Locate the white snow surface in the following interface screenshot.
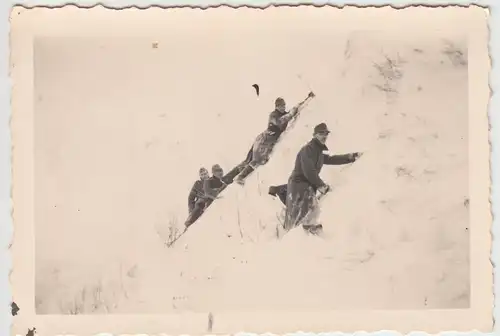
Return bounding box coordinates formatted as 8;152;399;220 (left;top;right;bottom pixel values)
34;24;469;314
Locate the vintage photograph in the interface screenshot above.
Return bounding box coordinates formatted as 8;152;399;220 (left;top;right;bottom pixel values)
10;4;492;335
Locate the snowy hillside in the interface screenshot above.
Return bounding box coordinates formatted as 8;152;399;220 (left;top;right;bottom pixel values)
144;33;470;312
34;14;469;315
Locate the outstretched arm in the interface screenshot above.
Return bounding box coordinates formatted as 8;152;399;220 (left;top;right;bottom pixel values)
323;152;361;165
270;92;315;127
292;92;315;114
269;111;294;128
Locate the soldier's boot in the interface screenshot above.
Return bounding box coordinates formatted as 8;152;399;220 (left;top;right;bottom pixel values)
234;165;255;185
302;223;323;235
268;185;279;196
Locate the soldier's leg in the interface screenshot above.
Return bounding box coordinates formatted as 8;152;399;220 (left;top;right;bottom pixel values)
287;184;313;229
255;134;279;166
185;199;206;228
268;184;288;205
302;192;320;229
244;145;254;164
235;135;266;184
283;183;294;230
284;182;308;230
224;165;242;184
276;184;288;205
223;145;255;184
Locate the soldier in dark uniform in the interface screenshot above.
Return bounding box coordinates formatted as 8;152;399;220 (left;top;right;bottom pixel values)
203;164;232;207
233;92;316;185
283;123;363;232
185;167;210;228
184;164;236;228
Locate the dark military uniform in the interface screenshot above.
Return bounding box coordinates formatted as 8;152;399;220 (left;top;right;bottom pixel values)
185;167;234;227
234;94;314;184
234;107;297;183
250;109;292;166
203;175;230;207
283;138;358;230
187;179;205;213
185;179;209;227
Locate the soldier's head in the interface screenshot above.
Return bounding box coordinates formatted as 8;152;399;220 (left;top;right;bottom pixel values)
275;97;286;113
313;123;330;144
199;167;209;180
212;164;224;179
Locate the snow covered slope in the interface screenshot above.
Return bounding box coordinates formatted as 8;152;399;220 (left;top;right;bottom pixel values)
34;11;470;315
131;32;470;313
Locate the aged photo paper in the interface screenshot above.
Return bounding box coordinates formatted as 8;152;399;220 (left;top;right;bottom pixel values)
9;4;492;336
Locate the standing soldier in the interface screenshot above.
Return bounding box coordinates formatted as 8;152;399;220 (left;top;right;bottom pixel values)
234;91;316;185
283;123;363;233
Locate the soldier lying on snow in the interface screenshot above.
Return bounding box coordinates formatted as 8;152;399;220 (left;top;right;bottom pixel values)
269;123;363;234
184;164;236;228
233;91;316;185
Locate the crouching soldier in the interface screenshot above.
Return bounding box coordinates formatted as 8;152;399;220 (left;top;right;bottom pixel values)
284;123;363;233
185;167;211;228
203;164;231;208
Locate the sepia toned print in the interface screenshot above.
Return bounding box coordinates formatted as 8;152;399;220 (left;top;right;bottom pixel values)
10;4;492;335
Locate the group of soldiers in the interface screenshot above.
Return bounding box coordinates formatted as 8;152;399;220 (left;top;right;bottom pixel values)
184;91;363;233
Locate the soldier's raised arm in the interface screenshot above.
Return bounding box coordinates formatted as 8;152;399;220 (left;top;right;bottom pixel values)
270;92;315;127
290;91;315;115
269;109;293;128
323;152;362;165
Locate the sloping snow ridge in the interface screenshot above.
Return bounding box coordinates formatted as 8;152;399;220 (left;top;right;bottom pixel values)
34;29;470;315
132;33;470;313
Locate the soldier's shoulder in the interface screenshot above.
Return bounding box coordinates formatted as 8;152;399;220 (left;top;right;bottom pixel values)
298;143;310;154
269;110;280;118
300;141;315;154
303;140;314;149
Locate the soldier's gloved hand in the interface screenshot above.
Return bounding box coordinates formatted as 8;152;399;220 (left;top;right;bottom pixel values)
308;91;315;99
318;184;330;195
